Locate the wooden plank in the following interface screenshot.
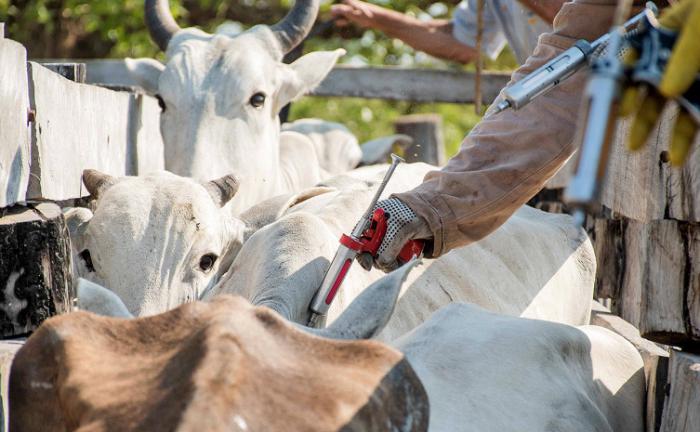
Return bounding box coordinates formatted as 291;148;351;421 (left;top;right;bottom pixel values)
26;62;164;201
129;93;165;175
394;114;445;165
0;39;31;207
591;218;627;300
0;203;73;338
642;221;688;342
51;59;512;104
312;66;510;104
538;104;700;226
648;355;670;432
593;217;700;348
660;350;700;432
596;104;700;222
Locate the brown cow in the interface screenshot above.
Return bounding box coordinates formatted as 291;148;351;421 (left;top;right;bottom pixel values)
9;266;428;432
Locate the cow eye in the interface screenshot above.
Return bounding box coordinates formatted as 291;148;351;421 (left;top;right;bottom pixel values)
155;95;166;112
79;249;95;272
199;254;218;272
249;92;266;108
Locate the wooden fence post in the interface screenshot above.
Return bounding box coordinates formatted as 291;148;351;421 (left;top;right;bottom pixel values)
0;202;74;338
660;350;700;432
394;114;445;166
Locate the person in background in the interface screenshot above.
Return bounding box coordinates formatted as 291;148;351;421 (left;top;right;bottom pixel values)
331;0;564;64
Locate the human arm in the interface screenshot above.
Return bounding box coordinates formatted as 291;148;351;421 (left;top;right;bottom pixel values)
331;0;479;64
371;0;629;263
517;0;566;24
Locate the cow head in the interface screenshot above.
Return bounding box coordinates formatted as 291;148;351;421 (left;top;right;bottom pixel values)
11;263;429;431
126;0;344;212
66;169;245;316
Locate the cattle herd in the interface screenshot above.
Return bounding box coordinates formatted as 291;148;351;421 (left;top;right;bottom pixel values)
8;0;650;430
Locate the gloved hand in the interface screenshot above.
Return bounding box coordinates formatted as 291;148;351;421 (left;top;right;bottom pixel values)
621;0;700;166
356;198;432;273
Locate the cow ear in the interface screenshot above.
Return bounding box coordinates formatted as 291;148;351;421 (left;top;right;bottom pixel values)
63;207;93;252
275;49;345;110
203;174;240;207
77;278;133;318
125;58;165;95
314;260;420;340
82;169;118;200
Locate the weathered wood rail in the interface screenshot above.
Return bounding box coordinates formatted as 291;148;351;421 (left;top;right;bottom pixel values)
2;52;163;208
51;59;511;104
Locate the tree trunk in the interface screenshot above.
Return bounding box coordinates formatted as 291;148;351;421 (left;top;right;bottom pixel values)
0;202;73;338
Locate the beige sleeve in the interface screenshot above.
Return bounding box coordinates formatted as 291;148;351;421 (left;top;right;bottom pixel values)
394;0;626;257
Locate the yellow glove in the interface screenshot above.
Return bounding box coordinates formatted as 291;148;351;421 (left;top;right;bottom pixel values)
621;0;700;166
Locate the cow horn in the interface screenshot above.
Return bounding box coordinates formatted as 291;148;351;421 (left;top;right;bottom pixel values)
270;0;320;54
203;174;240;207
82;169;118;199
145;0;181;52
312;260;420;340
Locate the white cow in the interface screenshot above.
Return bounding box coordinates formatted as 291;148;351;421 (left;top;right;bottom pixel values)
313;263;646;431
69;163;594;329
207;162;596;337
66;169;244;316
125;0;361;213
65;168;339;317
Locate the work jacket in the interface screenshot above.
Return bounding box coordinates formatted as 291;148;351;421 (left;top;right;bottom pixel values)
395;0;636;257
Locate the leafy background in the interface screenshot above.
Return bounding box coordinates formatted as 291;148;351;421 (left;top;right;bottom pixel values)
1;0;517;156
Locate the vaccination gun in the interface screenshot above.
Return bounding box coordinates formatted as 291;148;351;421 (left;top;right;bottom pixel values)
564;7;700;223
491;4;656;115
307;154;425;328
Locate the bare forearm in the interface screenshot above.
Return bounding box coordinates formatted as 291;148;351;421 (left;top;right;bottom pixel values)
332;1;477;63
517;0;566;24
378;16;478;64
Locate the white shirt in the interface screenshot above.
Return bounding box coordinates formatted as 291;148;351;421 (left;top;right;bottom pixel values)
452;0;552;64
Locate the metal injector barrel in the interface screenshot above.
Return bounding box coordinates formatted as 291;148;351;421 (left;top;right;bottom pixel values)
491;4;656;115
307;154;404;328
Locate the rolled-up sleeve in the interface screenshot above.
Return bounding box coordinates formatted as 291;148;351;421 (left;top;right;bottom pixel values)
395;0;626;257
